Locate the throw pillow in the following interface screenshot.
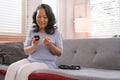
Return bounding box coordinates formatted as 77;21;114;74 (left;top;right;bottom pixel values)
0;42;28;65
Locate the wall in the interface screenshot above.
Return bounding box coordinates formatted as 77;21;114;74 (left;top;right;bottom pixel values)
57;0;66;39
58;0;75;39
65;0;75;39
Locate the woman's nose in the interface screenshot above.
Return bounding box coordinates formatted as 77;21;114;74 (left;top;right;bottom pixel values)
40;17;44;21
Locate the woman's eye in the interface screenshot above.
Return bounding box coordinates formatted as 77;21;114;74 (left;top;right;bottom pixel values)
37;16;48;19
37;17;41;18
44;16;47;18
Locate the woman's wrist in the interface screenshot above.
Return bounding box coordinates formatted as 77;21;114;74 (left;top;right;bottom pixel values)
31;44;38;49
46;43;61;56
46;42;53;47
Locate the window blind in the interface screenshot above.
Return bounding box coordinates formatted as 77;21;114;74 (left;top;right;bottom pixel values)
90;0;120;38
0;0;22;34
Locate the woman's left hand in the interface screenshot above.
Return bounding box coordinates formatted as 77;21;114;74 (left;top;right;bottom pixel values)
43;37;61;56
43;37;52;46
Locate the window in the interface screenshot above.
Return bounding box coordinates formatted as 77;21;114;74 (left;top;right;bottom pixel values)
0;0;27;42
90;0;120;38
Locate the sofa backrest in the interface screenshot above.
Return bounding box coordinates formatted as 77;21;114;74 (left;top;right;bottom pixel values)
56;38;120;70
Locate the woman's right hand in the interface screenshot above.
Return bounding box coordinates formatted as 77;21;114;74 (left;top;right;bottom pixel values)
31;36;40;48
24;37;40;55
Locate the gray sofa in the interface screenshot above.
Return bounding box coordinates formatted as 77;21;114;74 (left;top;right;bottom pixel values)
0;38;120;80
56;38;120;80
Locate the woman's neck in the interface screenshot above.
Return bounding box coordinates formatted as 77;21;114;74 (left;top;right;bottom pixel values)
39;29;45;33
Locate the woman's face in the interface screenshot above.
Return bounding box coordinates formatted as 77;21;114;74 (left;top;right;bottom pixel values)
36;8;48;30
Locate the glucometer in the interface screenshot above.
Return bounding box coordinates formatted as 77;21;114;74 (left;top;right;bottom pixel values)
34;35;40;40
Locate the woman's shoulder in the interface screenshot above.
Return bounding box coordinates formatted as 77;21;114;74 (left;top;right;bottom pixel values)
28;28;35;33
54;29;61;35
54;29;62;37
27;28;36;36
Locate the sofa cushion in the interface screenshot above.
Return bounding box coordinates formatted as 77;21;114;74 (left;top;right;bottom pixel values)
91;39;120;70
88;38;120;70
0;42;28;65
